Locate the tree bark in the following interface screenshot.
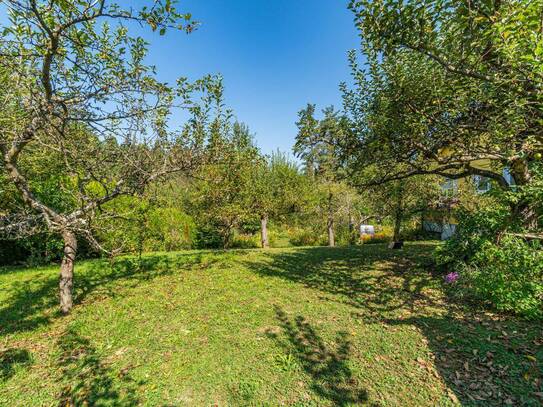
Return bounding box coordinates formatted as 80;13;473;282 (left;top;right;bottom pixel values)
511;200;539;230
392;209;402;243
392;188;404;243
348;214;356;245
327;216;335;247
59;231;77;314
327;192;335;247
260;213;269;249
510;159;538;229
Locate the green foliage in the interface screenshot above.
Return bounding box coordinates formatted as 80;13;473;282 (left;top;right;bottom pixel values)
434;206;510;266
465;237;543;320
230;233;259;249
194;224;225;249
400;227;440;242
266;226;292;248
2;244;541;405
0;235;64;266
288;228;321;247
342;0;543;232
360;233;390;245
294;105;348;179
146;208;195;252
435;206;543;319
189;121;262;248
249;151;304;221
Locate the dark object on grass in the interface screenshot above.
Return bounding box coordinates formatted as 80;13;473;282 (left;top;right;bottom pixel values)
388;241;404;250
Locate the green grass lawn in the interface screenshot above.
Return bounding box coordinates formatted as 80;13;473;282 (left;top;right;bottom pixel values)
1;243;541;406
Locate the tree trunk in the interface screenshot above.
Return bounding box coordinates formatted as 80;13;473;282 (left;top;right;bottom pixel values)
392;209;402;243
260;213;269;249
348;214;355;245
327;192;335;247
510;160;538;229
392;185;404;244
327;216;335;247
511;200;539;230
59;231;77;314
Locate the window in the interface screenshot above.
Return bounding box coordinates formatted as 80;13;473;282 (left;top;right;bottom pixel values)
503;167;515;186
441;178;458;197
473;175;491;193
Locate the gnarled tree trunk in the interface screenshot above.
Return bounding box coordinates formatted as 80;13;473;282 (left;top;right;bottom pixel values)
511;200;539;230
260;213;269;249
59;231;77;314
510;160;539;230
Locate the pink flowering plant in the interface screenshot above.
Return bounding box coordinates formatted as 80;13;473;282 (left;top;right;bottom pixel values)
444;272;460;284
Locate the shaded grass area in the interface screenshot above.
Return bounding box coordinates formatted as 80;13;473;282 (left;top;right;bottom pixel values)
0;243;541;406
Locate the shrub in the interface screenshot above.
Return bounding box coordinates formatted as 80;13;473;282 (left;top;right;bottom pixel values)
360;232;390;244
146;208;195;251
267;227;291;248
400;227;440;241
230;233;259;249
461;237;543;319
434;206;510;267
434;207;543;320
194;224;224;249
288;228;320;247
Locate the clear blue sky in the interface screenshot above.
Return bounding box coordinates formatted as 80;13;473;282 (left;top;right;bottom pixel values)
137;0;360;155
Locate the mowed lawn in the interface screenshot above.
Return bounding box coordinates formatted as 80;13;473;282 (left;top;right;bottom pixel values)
1;243;541;406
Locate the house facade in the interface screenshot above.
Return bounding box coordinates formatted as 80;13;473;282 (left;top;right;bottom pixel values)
423;164;514;240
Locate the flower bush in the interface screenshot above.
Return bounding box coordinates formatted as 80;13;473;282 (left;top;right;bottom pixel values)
435;207;543;320
360;232;390;244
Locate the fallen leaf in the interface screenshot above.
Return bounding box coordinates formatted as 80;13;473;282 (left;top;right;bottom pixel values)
448;391;459;403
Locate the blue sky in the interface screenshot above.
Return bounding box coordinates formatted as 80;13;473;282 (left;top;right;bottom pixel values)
137;0;361;155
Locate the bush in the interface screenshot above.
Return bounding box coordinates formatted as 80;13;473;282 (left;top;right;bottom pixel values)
400;227;440;241
360;232;390;244
0;240;30;266
230;233;259;249
434;206;510;267
435;207;543;320
194;224;224;249
267;227;291;248
288;228;321;247
463;237;543;319
146;208;195;251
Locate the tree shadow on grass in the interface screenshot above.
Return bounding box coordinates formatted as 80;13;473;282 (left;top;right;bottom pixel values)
268;305;373;406
0;348;32;382
242;243;441;315
56;327;142;406
384;313;543;406
0;252;211;337
243;244;543;406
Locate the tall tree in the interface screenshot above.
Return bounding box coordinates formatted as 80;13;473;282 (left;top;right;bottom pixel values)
250;152;303;248
0;0;204;313
344;0;543;229
294;105;350;246
190;121;261;248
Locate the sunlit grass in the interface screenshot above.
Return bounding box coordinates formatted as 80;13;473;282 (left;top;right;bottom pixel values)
1;243;541;406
